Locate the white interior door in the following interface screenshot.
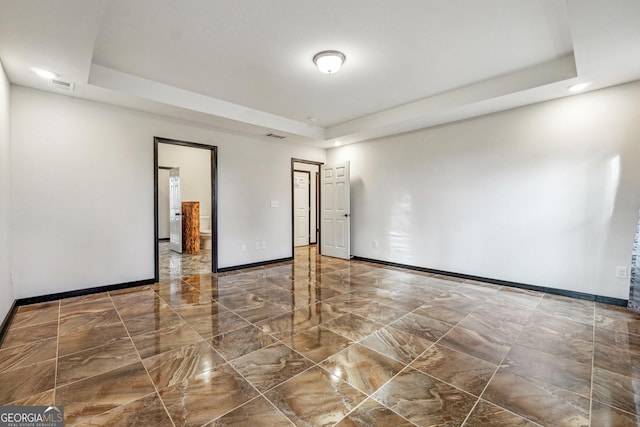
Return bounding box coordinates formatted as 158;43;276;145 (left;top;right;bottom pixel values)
321;161;350;259
169;167;182;253
294;171;310;247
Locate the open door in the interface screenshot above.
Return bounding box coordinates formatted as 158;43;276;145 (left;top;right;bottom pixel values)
321;161;350;259
169;167;182;253
294;171;311;247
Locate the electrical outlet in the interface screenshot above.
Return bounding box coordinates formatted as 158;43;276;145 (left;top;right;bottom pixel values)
255;242;260;250
372;240;379;249
10;269;14;285
261;241;267;249
241;244;246;252
616;266;629;279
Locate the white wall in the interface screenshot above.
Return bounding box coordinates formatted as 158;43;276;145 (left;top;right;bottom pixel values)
0;61;14;320
158;143;212;239
11;86;325;299
328;81;640;300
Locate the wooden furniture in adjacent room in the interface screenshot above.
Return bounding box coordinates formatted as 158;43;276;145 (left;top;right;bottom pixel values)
181;201;200;254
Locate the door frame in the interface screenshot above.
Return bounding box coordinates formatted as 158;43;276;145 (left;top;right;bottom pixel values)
293;169;311;247
154;137;218;280
291;158;323;255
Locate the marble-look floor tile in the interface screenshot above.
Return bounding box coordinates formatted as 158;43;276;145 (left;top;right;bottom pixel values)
438;313;521;365
0;359;56;405
59;307;122;337
110;290;165;320
594;341;640;380
322;313;385;341
464;399;539;427
58;322;129;357
335;398;414;426
258;303;342;339
596;302;640;336
590;400;640;427
284;326;352;363
56;337;140;386
503;344;592;397
177;303;249;338
390;312;453;342
209;324;276;361
413;303;469;325
143;340;226;389
56;361;155;425
473;300;534;326
130;321;203;359
10;301;59;329
372;367;477;426
7;389;55;406
592;367;640;415
208;396;294;426
0;337;57;373
78;393;174;427
231;343;314;392
517;311;593;364
59;297;114;318
321;344;405;395
360;325;433;364
482;368;590;426
536;294;594;326
121;302;184;336
1;320;58;349
411;344;496;397
348;301;409;324
264;366;367;427
159;364;259;427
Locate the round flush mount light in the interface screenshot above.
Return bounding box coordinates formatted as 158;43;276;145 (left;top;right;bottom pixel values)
333;141;342;147
32;68;59;80
568;82;591;93
313;50;346;74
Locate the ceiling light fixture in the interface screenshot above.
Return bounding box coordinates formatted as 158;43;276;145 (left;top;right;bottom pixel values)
333;141;342;147
32;68;59;80
568;82;591;93
313;50;346;74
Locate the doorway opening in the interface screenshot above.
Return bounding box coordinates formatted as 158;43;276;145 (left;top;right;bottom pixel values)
291;159;322;254
154;137;218;281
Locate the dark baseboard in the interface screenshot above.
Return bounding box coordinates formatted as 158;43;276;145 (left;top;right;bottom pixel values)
0;278;156;346
353;256;628;307
14;278;156;307
0;300;18;348
217;257;294;273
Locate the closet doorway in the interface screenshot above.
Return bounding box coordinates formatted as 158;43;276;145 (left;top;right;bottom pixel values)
291;159;322;251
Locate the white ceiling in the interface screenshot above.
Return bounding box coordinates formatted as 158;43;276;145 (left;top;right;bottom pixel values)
1;0;639;148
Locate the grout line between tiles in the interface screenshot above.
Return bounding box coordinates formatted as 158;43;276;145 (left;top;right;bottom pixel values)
108;293;177;427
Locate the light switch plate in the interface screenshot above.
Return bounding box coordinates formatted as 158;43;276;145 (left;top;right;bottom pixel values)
270;200;279;208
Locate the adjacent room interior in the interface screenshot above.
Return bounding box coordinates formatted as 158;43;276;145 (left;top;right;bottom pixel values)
1;1;640;425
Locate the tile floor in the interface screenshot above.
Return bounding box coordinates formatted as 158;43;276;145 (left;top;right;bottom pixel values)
2;246;640;426
159;240;212;280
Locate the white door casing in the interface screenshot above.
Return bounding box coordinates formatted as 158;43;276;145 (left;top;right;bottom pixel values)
321;161;350;259
169;167;182;253
294;171;311;247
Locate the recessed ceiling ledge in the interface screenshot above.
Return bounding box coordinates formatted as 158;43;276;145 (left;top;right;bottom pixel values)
88;64;326;140
325;54;577;143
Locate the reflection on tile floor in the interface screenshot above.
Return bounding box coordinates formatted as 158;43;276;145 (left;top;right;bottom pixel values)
3;245;640;425
159;240;212;280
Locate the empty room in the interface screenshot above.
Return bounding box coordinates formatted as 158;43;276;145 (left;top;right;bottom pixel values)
1;1;640;426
